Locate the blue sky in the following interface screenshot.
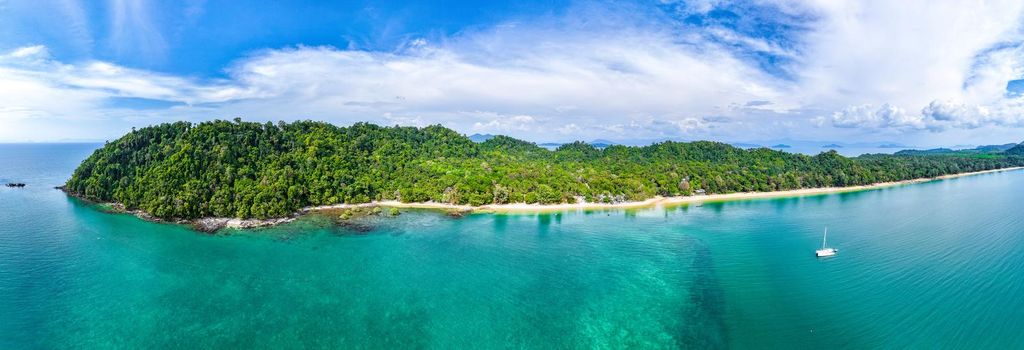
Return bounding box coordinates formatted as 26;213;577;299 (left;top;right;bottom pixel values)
1;0;570;75
2;0;1024;147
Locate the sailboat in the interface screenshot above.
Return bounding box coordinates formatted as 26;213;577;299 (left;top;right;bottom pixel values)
815;227;838;257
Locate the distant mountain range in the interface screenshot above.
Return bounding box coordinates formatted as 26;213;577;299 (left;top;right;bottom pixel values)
1006;143;1024;155
536;140;618;149
896;142;1023;156
477;134;1024;157
588;139;616;148
468;134;495;143
973;143;1019;152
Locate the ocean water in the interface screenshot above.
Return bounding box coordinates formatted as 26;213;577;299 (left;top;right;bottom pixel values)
2;143;1024;349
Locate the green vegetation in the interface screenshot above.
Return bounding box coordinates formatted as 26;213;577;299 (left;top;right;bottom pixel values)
1006;143;1024;155
64;119;1024;219
895;143;1020;156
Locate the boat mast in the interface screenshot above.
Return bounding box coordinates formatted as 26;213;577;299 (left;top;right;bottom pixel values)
822;227;828;249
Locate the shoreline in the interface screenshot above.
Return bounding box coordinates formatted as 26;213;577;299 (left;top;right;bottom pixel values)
76;201;299;232
67;166;1024;231
306;166;1024;214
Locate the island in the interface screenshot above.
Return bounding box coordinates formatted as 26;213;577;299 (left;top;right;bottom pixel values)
63;119;1024;230
897;142;1024;156
467;133;495;143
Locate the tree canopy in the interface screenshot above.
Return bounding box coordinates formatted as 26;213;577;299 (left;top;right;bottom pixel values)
64;120;1024;219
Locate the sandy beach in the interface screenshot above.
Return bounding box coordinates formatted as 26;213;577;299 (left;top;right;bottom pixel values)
304;166;1024;214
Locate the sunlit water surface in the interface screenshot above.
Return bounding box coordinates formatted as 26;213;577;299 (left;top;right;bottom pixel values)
2;144;1024;348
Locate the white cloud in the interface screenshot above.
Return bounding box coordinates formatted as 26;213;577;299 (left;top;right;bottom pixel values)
923;99;1024;130
921;101;989;130
0;11;786;141
56;0;93;54
3;1;1024;145
381;113;427;127
472;114;537;132
109;0;167;61
828;104;922;129
825;99;1024;132
556;123;581;135
1;45;50;60
830;105;885;129
795;0;1024;106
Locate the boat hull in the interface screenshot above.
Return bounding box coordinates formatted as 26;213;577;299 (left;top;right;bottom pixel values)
815;248;837;257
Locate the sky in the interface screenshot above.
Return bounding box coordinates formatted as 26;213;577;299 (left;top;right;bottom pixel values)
2;0;1024;147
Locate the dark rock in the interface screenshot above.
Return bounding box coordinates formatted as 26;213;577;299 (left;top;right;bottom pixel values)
446;209;471;218
108;203;127;213
192;218;228;233
335;221;375;234
5;183;26;188
192;217;293;233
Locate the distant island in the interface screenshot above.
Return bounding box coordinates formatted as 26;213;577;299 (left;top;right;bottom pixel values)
63;119;1024;224
468;133;495;142
895;148;955;156
822;143;843;148
975;143;1020;153
771;144;791;148
898;143;1024;156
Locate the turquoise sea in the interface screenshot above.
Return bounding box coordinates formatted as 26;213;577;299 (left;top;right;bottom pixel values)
3;143;1024;349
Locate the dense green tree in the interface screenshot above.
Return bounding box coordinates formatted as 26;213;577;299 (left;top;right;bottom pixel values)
64;120;1024;219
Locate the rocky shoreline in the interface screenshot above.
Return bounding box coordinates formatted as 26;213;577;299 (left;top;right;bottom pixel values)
107;202;297;233
57;165;1024;233
60;189;296;233
190;217;297;233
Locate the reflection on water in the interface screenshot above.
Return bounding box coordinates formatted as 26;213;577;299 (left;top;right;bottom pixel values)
3;144;1024;348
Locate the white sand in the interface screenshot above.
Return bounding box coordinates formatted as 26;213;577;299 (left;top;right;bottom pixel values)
304;166;1024;214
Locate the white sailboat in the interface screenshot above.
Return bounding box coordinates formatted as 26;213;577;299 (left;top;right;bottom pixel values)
815;227;838;257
